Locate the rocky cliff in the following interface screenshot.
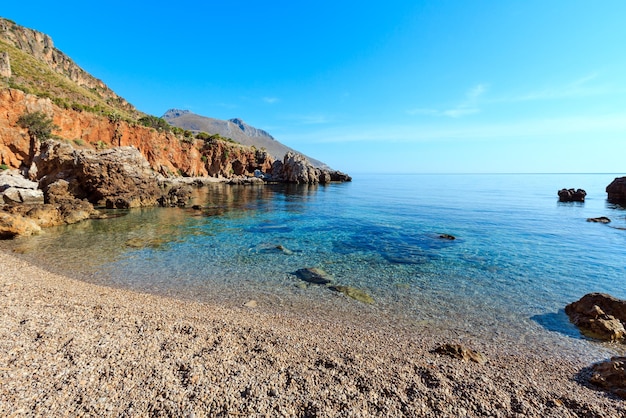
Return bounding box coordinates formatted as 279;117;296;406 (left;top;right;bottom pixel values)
0;88;274;179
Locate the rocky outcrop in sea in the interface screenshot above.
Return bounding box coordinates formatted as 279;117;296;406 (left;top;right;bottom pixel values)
606;177;626;203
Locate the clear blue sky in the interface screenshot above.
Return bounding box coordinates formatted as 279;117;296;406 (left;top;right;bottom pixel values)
3;1;625;173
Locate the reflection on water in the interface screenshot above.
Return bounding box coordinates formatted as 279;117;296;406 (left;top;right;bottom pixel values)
2;175;626;359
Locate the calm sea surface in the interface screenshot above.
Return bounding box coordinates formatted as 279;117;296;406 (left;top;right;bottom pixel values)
3;174;625;355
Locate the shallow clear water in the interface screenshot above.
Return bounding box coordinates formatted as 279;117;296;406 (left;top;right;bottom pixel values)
3;174;626;355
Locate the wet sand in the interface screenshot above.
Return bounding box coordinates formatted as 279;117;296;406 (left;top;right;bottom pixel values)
0;250;623;417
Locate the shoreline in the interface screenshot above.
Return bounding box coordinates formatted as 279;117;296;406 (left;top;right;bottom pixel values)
1;250;624;416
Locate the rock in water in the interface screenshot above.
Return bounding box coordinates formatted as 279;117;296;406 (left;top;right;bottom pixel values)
606;177;626;203
328;285;375;304
588;357;626;399
586;217;611;224
433;343;487;364
294;268;333;285
558;188;586;202
565;293;626;341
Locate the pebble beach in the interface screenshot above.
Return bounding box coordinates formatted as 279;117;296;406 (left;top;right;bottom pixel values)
1;250;624;417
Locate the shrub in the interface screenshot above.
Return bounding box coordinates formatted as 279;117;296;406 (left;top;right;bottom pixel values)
73;139;85;146
0;163;9;170
16;111;58;142
138;115;171;132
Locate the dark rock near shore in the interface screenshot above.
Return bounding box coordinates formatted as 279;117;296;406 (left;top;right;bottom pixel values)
565;293;626;342
558;188;586;202
606;177;626;203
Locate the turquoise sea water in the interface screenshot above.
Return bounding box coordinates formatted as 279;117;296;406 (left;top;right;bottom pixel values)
3;174;625;354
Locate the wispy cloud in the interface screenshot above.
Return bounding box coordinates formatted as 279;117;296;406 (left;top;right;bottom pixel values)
407;83;487;118
499;72;613;102
263;97;280;104
282;114;334;125
287;112;626;144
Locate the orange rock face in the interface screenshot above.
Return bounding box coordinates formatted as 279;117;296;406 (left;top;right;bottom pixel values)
0;88;274;178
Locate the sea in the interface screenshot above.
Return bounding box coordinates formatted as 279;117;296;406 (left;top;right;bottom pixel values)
3;173;625;357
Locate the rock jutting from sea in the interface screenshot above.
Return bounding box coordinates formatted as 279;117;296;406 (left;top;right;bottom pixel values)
606;177;626;203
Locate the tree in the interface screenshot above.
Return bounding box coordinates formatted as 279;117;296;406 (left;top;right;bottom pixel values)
17;111;57;143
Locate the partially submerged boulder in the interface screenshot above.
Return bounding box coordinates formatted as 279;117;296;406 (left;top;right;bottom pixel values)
606;177;626;203
587;217;611;224
565;293;626;342
558;188;586;202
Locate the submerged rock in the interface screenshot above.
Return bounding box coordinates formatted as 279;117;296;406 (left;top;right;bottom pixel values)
125;237;168;249
587;217;611;224
295;267;333;285
328;285;375;304
439;233;456;240
565;293;626;342
588;357;626;399
433;343;487;364
276;245;293;255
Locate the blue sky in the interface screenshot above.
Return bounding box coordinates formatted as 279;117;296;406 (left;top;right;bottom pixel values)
3;1;625;173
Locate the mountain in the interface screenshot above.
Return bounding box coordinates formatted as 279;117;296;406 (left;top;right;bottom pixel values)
162;109;328;169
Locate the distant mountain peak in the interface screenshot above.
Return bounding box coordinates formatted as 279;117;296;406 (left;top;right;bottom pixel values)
228;118;274;140
163;109;190;119
162;110;328;168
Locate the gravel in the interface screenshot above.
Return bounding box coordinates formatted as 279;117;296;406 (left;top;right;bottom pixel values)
1;250;624;417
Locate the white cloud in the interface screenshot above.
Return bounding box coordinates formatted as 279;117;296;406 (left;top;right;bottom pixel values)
263;97;280;104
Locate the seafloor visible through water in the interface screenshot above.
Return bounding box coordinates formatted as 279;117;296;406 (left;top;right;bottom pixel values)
3;173;625;359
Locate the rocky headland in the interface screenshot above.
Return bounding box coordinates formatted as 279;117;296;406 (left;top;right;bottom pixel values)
0;18;350;237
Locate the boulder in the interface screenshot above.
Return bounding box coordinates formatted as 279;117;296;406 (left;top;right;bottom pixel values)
0;211;41;238
34;140;162;208
558;188;586;202
157;185;193;207
588;357;626;399
606;177;626;203
565;293;626;341
0;170;39;192
2;187;44;204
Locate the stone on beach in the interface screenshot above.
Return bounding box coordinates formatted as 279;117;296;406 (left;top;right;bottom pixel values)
433;343;487;364
588;356;626;399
